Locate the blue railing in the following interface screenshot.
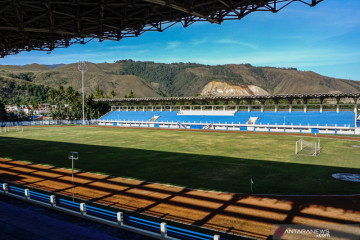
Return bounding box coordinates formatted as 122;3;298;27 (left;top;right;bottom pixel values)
86;204;117;221
0;182;226;240
8;185;25;196
30;191;51;203
124;215;161;232
167;225;225;240
56;198;81;211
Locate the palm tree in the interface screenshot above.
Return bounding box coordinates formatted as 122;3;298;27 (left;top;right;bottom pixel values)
48;89;56;110
55;85;65;119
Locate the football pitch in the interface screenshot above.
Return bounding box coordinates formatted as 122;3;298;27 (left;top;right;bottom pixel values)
0;126;359;195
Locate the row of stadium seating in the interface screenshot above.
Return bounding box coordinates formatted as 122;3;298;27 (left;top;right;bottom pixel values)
100;110;355;127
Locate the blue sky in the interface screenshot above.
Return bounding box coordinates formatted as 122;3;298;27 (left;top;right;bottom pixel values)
1;0;360;80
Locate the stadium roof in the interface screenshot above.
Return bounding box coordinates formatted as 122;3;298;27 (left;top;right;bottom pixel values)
95;92;360;104
0;0;323;57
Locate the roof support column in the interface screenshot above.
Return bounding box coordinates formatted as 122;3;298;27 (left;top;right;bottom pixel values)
354;98;358;129
288;99;294;113
303;98;308;113
354;98;358;113
246;100;252;112
336;97;340;113
319;97;325;113
259;99;265;113
233;99;240;112
274;99;279;113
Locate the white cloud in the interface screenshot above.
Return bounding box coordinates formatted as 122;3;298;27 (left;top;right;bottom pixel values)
216;39;257;49
165;41;181;50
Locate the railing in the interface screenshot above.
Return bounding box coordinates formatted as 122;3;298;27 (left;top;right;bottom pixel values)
0;119;98;127
0;182;227;240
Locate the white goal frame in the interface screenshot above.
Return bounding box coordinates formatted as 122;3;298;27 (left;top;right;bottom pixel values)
295;138;320;156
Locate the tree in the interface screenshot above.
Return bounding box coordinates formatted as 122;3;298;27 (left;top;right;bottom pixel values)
94;87;104;99
124;90;136;98
55;85;65;119
109;90;116;99
0;100;6;122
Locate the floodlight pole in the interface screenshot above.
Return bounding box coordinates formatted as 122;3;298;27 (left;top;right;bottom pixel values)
78;61;88;125
71;155;74;201
69;152;78;202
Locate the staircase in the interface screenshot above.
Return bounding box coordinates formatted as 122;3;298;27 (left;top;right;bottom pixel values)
177;122;187;129
149;115;160;122
247;117;258;124
203;123;213;129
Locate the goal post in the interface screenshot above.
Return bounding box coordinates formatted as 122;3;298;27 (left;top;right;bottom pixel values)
295;138;320;156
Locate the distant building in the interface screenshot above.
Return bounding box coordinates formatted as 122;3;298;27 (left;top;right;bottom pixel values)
38;103;52;114
22;106;40;115
5;105;18;112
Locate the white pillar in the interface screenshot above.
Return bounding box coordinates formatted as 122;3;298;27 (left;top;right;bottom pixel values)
336;104;340;113
50;195;56;206
2;183;7;193
275;104;278;112
25;189;30;199
80;203;86;215
289;104;292;113
261;104;264;113
320;104;323;113
160;222;167;239
304;105;307;113
248;105;251;112
151;106;154;112
117;212;124;226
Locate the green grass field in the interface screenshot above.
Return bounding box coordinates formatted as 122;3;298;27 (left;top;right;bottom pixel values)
0;126;359;194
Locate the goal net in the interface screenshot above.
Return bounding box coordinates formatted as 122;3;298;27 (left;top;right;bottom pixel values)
295;138;320;156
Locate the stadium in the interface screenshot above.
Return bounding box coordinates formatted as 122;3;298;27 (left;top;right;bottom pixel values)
1;0;359;240
97;93;360;135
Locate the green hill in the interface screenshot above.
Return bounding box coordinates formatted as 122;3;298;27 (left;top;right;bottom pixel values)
1;60;360;104
0;76;51;105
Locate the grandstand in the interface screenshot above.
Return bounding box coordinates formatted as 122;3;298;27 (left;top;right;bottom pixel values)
97;93;360;135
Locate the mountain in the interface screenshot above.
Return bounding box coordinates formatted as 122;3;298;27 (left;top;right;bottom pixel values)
200;81;269;96
0;76;52;105
1;60;360;103
44;64;66;69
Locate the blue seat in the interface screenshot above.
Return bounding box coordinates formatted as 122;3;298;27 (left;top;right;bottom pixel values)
99;110;355;127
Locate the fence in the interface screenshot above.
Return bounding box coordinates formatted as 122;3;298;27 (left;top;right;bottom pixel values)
0;119;98;127
0;182;226;240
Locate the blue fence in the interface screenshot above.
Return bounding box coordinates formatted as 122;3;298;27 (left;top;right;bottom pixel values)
0;182;227;240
